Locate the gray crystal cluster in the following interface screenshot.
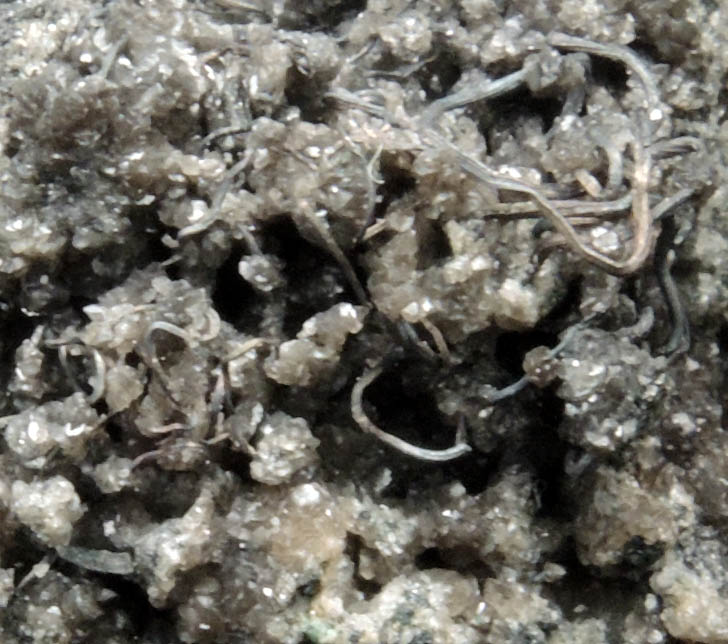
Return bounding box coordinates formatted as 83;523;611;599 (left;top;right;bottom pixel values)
0;0;726;642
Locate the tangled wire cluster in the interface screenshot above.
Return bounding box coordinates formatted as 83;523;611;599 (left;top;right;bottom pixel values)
24;27;698;468
323;32;698;461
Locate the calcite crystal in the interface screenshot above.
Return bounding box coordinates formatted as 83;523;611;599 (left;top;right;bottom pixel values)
10;476;85;547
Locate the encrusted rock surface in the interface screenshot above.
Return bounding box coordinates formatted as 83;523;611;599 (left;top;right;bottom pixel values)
0;0;727;642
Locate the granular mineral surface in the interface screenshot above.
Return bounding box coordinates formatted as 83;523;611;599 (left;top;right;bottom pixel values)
0;0;726;642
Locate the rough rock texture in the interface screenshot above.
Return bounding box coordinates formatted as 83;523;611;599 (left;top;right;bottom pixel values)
0;0;726;643
10;476;85;547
